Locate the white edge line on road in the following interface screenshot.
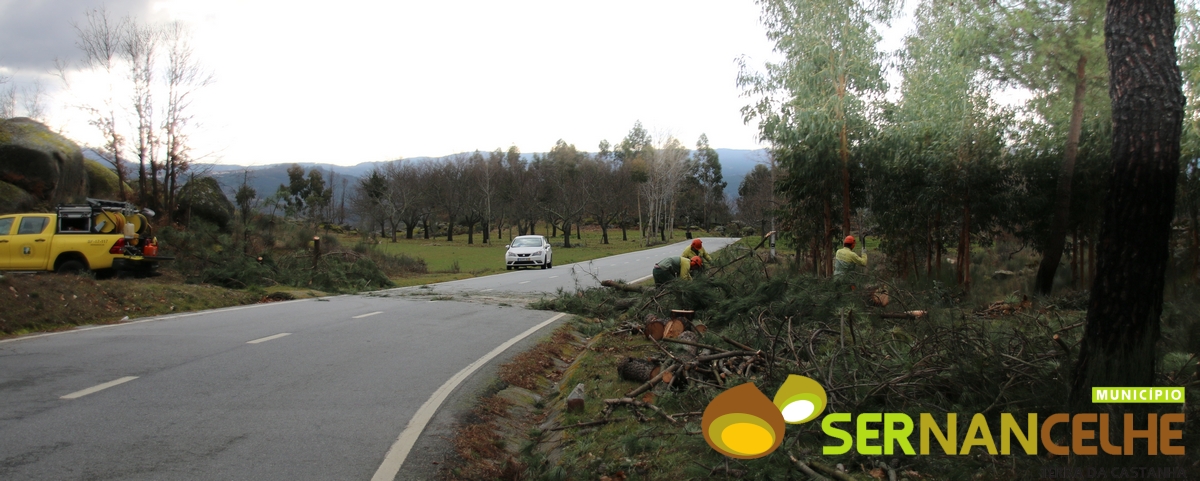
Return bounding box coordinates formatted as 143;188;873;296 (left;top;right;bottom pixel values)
60;376;138;400
246;333;291;344
631;274;653;284
0;299;312;345
518;281;530;284
353;311;384;319
371;312;568;481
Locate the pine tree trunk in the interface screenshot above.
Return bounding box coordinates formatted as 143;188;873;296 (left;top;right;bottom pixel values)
1036;55;1090;294
1069;0;1184;459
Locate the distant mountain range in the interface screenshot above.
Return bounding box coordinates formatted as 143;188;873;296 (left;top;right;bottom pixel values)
192;148;770;203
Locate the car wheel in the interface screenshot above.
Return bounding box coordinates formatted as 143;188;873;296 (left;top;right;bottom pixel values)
506;266;512;271
56;259;87;275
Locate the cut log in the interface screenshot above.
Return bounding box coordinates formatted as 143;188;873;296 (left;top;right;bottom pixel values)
566;383;586;413
644;319;665;340
693;323;708;334
670;309;695;320
601;279;649;293
617;357;661;383
663;319;686;339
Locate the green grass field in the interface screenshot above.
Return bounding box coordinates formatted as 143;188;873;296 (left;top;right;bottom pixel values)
371;223;704;286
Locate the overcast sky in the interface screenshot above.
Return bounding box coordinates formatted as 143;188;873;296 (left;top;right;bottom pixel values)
0;1;918;167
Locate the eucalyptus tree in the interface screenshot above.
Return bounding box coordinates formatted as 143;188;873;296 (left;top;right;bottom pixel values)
692;134;728;230
1069;0;1185;442
616;121;654;241
976;0;1107;294
742;0;898;251
160;21;211;220
872;0;1013;286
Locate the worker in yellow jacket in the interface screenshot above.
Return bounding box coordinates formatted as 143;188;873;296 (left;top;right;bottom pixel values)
834;235;867;276
681;239;712;265
653;256;704;285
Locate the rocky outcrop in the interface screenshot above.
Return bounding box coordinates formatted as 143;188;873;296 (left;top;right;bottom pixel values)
176;176;235;229
0;118;89;213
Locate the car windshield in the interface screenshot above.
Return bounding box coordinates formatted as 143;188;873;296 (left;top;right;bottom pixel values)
511;238;543;248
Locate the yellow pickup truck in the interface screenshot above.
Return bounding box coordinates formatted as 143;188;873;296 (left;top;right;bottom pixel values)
0;200;170;275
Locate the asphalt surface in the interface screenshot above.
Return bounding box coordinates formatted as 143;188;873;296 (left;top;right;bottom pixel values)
0;237;738;480
386;237;740;297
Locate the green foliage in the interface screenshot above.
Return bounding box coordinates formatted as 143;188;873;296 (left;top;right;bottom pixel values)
159;218;416;293
530;241;1200;477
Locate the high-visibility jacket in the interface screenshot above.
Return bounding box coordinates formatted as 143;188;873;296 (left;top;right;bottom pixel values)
833;247;867;276
681;246;712;264
653;255;694;282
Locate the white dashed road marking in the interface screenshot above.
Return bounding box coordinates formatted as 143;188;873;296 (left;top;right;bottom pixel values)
353;311;384;319
247;333;291;344
61;376;138;400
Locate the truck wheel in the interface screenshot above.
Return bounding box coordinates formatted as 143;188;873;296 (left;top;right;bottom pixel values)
56;260;87;275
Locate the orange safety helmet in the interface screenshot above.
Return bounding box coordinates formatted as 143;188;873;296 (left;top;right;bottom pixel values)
844;235;856;248
691;239;703;250
690;256;703;269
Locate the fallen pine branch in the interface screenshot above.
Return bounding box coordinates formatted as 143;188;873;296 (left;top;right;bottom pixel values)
602;397;677;424
600;279;650;293
709;231;775;276
662;337;726;353
809;460;855;481
546;417;625;432
789;455;830;481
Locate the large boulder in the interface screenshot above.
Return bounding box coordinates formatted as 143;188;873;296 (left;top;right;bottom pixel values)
0;118;89;213
176;176;235;230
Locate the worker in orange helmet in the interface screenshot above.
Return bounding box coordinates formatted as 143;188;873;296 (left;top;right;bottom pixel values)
681;238;712;265
652;255;705;285
834;235;867;277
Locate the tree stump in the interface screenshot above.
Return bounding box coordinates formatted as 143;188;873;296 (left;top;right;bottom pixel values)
566;383;586;413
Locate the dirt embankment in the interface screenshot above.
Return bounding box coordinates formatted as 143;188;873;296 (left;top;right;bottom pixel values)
0;271;272;338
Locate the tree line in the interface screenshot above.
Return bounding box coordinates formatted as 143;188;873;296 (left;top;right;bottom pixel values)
738;0;1200;292
345;122;732;247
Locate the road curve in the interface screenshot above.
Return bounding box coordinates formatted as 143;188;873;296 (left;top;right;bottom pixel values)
0;237;739;480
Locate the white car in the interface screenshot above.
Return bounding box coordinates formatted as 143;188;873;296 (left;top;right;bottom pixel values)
505;235;553;270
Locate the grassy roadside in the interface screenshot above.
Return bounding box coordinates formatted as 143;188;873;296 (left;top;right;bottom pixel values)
0;271;333;339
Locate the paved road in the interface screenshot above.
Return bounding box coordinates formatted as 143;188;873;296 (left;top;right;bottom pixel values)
0;237;738;480
389;237;739;297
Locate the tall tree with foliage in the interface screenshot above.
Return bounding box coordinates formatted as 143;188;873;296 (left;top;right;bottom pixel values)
1069;0;1184;444
742;0;896;273
978;0;1108;294
871;0;1013;286
692;134;727;230
744;0;897;237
